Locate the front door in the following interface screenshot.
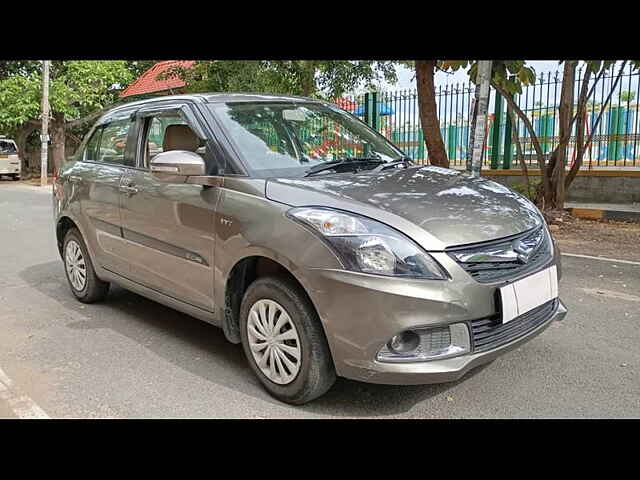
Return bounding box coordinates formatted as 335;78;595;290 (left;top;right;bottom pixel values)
119;108;220;312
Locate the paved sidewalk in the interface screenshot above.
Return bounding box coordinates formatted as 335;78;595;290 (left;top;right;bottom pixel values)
565;202;640;213
565;202;640;223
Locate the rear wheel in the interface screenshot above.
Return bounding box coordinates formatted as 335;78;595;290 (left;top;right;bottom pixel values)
239;276;336;405
11;174;19;181
63;228;109;303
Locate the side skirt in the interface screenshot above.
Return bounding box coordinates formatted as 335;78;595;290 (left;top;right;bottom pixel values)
100;268;221;328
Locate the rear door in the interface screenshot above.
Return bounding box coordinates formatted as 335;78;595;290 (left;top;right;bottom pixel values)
74;114;136;276
119;103;221;312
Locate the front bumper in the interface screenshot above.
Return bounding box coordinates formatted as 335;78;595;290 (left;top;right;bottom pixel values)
0;164;20;175
347;300;566;385
301;253;566;386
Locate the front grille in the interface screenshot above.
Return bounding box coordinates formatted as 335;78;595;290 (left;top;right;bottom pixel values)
447;226;553;284
470;299;558;353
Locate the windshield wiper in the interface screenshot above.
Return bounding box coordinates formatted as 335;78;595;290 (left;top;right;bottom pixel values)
304;157;384;177
371;157;415;172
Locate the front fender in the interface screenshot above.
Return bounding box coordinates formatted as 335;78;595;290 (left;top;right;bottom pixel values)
213;187;343;313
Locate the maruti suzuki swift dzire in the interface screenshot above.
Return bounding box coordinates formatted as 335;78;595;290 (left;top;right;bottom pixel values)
53;93;567;404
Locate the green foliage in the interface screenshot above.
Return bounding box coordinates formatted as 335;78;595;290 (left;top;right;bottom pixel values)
0;61;41;81
174;60;399;99
511;177;542;200
440;60;537;95
441;60;640;99
124;60;159;79
0;61;133;133
178;61;292;95
57;61;134;118
0;73;41;132
314;61;399;98
619;90;636;103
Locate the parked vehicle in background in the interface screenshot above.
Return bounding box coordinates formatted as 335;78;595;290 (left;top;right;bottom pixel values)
0;137;21;180
52;93;567;405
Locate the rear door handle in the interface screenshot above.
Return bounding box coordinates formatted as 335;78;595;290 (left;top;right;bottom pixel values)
119;185;139;195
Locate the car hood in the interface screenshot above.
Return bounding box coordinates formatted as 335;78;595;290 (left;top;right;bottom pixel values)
265;166;543;250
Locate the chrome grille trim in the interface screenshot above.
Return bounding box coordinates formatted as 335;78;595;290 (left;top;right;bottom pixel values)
447;226;553;284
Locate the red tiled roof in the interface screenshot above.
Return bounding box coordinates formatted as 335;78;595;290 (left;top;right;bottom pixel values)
335;97;358;111
119;60;196;98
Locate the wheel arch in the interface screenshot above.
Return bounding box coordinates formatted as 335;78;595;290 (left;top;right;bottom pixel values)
221;254;323;345
56;215;80;258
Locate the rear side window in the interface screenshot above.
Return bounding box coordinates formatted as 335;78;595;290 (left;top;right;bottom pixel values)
97;119;132;165
0;140;17;154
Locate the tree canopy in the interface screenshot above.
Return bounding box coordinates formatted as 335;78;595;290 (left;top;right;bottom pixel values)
0;60;134;133
171;60;400;99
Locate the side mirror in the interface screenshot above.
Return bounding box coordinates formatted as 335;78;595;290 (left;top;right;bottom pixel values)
150;150;206;183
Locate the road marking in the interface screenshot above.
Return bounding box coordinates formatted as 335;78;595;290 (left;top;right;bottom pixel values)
0;366;49;419
561;252;640;266
580;288;640;302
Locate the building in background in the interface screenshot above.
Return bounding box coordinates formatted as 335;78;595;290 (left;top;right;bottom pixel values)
119;61;195;99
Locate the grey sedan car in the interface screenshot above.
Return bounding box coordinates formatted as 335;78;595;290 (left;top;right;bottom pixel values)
53;93;567;404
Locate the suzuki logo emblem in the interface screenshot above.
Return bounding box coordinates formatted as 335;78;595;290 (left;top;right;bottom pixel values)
512;237;538;264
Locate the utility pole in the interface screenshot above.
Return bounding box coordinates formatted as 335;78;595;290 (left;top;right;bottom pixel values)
469;60;492;178
40;60;50;187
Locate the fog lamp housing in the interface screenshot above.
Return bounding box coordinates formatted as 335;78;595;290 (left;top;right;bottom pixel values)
376;323;471;363
388;331;421;354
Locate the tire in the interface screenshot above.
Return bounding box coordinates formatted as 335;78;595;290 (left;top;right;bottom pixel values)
11;174;19;181
239;276;336;405
63;228;109;303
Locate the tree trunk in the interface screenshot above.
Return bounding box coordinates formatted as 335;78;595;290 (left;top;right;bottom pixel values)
14;123;38;174
492;81;550;208
415;60;449;168
565;72;592;189
506;102;532;198
50;112;66;176
566;62;626;190
546;61;576;209
298;61;317;97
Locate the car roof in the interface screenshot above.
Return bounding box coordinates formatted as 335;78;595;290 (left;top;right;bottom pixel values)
96;93;333;128
107;92;324;114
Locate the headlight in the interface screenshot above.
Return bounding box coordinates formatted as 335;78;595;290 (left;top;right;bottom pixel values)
287;207;448;279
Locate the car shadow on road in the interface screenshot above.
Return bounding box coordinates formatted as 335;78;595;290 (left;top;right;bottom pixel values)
20;260;488;417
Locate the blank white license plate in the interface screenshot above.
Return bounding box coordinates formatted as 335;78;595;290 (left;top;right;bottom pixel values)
499;266;558;324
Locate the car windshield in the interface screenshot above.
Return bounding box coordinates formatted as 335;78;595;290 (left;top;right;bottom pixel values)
208;102;404;177
0;140;17;154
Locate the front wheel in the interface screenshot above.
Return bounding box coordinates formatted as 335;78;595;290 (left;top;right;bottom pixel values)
239;276;336;405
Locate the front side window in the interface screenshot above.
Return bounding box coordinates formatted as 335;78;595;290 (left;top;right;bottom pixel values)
141;114;205;168
96;119;132;165
208;102;403;177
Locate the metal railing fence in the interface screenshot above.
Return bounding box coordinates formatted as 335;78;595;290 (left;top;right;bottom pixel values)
335;64;640;169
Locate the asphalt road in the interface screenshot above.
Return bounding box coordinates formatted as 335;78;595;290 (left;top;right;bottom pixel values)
1;180;638;418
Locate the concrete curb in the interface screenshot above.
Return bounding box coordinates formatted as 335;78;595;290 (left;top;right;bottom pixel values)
566;207;640;223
